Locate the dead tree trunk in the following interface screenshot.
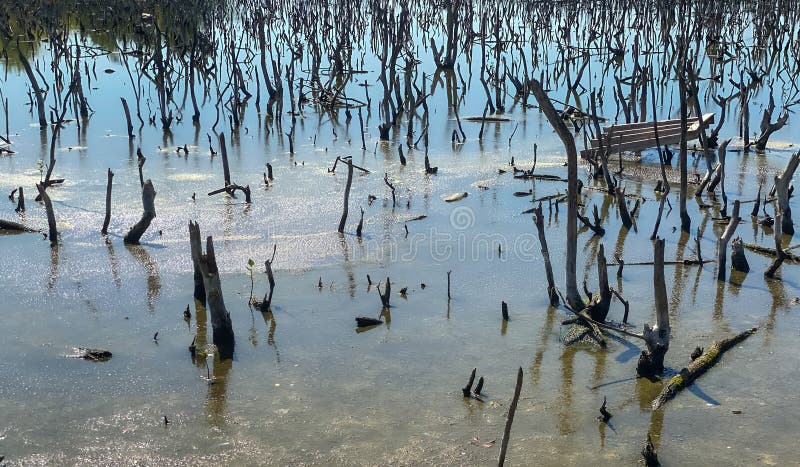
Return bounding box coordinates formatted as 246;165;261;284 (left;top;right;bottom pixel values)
678;48;691;233
194;263;206;304
124;180;156;245
752;93;789;151
35;183;57;246
638;238;670;377
101;169;114;235
18;51;47;127
532;204;559;306
15;186;24;213
717;200;741;280
730;237;749;273
586;244;612;322
338;157;354;233
775;152;799;235
652;328;758;410
189;221;235;359
615;187;633;230
121;98;134;138
531;79;581;309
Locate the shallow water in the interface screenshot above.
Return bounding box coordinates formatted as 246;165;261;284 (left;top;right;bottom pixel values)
1;1;800;465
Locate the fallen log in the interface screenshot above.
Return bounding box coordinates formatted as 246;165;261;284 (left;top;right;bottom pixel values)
652;327;758;410
743;241;800;263
0;219;37;232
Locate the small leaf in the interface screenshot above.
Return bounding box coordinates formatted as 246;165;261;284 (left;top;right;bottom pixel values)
247;258;255;267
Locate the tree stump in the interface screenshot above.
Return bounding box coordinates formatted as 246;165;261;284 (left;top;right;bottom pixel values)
124;180;156;245
189;221;235;359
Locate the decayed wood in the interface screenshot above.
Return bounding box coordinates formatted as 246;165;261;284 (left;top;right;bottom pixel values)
101;169;114;235
751;93;789;151
18;50;47;127
15;186;24;213
531;79;581;310
638;238;670;377
652;327;758;410
717;200;741;280
730;237;749;273
378;276;391;308
774;152;799;235
497;367;523;467
189;221;235;359
207;134;251;202
615;187;633;229
121;97;134;138
532;203;559;306
586;244;612;322
123;180;156;245
0;219;37;232
36;183;58;246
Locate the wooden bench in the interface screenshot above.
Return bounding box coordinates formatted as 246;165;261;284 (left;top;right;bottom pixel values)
581;113;715;158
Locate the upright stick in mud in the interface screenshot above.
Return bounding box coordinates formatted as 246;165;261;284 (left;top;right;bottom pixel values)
338;157;354;233
101;169;114;235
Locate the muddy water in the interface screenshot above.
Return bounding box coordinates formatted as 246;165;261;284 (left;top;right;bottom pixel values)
1;6;800;467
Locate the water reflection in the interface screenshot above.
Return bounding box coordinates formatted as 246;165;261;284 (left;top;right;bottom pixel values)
126;244;161;313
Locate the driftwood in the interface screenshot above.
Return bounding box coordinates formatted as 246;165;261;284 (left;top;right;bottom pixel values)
0;219;37;232
189;221;235;359
356;316;382;327
497;367;523;467
743;238;800;263
652;328;758;410
124;180;156;245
